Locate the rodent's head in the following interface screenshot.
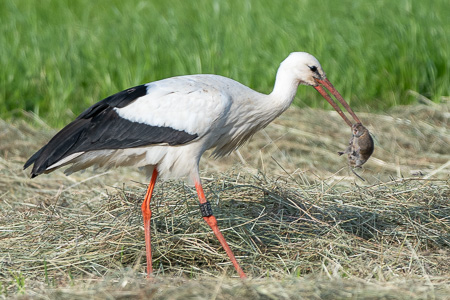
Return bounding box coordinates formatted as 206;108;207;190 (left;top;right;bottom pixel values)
352;123;366;137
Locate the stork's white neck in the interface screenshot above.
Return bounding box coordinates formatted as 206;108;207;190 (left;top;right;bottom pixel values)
268;66;300;113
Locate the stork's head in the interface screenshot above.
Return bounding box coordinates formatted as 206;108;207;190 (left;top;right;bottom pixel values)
280;52;361;127
280;52;326;86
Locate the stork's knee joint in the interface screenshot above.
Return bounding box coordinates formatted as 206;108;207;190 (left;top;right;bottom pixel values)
199;201;213;217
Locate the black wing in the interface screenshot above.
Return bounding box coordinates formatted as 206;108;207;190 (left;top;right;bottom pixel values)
24;84;198;177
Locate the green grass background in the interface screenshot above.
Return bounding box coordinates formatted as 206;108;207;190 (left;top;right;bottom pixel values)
1;0;449;127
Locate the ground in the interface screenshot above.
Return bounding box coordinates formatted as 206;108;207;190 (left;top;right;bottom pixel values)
0;104;449;299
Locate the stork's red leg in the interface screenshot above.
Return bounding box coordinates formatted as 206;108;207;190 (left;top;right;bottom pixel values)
141;168;158;278
195;181;247;278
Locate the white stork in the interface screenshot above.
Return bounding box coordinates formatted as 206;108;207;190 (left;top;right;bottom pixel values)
24;52;361;278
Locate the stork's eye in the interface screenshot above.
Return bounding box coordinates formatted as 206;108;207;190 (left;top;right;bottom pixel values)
309;66;318;72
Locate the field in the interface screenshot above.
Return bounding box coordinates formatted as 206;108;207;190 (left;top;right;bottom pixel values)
1;0;450;299
1;0;449;126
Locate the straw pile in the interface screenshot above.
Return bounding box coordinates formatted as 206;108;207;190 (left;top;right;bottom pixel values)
0;103;449;299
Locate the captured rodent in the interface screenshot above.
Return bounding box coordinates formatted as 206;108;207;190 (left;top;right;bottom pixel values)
338;123;374;168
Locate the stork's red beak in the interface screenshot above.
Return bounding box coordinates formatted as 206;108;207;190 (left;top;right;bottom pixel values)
314;78;361;127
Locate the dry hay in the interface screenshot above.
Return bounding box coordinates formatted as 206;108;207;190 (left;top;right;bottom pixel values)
0;103;449;299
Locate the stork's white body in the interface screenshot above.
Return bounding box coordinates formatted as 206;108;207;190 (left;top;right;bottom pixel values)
47;56;312;182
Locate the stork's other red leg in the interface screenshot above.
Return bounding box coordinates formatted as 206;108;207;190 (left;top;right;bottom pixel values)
195;181;247;278
141;168;158;278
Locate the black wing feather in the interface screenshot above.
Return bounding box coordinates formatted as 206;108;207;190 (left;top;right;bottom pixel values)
77;85;148;119
24;84;198;177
